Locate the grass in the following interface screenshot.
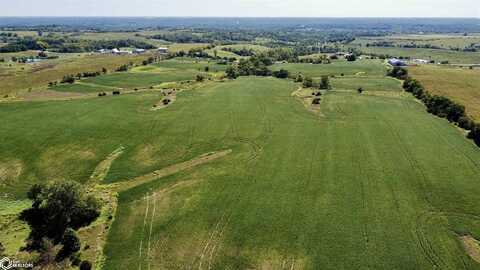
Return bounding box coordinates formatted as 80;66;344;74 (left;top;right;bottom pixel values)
410;65;480;120
2;61;480;269
330;76;403;92
0;52;158;96
273;59;389;77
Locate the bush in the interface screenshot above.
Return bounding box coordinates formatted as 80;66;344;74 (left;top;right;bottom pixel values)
458;116;475;130
312;98;321;104
387;67;408;80
272;69;289;79
345;54;357;61
196;74;205;82
80;260;92;270
112;91;120;95
303;77;314;88
319;76;330;90
357;87;364;94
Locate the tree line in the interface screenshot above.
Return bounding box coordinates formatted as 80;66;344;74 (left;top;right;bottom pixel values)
388;67;480;146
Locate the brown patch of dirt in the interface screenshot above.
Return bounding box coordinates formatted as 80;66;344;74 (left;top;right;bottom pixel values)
460;235;480;263
115;149;232;192
0;159;23;187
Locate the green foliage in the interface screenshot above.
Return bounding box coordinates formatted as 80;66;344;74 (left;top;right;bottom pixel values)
319;75;330;89
56;228;81;261
387;66;408;80
80;260;92;270
19;181;100;250
272;69;289;79
303;77;314;88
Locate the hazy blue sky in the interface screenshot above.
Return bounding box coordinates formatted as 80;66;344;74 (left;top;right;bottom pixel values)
0;0;478;17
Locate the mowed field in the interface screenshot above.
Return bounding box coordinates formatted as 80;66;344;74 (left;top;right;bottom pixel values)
51;59;227;92
410;65;480;120
1;59;480;269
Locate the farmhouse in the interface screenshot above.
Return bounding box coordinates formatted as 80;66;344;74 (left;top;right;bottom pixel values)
157;47;168;54
388;58;407;66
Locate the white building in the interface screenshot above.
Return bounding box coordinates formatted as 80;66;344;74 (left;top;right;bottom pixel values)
133;48;146;54
157;47;168;54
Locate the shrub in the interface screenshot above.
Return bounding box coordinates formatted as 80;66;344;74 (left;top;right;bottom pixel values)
80;260;92;270
312;98;321;104
387;67;409;80
112;91;120;95
319;76;330;90
272;69;289;79
303;77;314;88
357;87;364;94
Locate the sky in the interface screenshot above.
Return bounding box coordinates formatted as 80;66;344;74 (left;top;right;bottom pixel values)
0;0;478;17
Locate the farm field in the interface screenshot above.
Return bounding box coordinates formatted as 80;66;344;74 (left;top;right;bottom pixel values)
409;65;480;120
0;52;159;96
52;59;226;92
348;45;480;64
2;68;480;269
352;34;480;50
273;59;389;77
330;76;403;92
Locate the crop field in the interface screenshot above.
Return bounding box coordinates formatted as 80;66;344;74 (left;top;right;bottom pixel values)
2;54;480;269
409;65;480;120
273;59;389;78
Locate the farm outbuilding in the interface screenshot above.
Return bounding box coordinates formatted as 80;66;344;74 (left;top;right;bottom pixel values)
388;58;407;66
157;47;168;54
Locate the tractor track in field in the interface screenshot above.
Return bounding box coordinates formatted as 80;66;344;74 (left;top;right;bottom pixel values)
138;193;151;270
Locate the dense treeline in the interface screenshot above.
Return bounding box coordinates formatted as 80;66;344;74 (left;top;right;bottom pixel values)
389;67;480;146
0;36;155;53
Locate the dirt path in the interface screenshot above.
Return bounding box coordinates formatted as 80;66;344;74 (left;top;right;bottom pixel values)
114;149;232;192
88;146;125;185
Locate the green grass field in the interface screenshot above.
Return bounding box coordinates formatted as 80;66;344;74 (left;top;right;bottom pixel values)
330;76;403;92
2;60;480;269
273;59;389;77
50;59;227;93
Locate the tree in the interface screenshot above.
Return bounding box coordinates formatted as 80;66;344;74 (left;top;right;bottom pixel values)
80;261;92;270
295;73;304;82
102;67;107;74
303;77;314;88
357;87;364;94
272;69;289;79
19;181;100;251
226;66;238;79
196;74;205;82
319;76;330;90
0;242;4;256
387;67;408;80
56;228;81;261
